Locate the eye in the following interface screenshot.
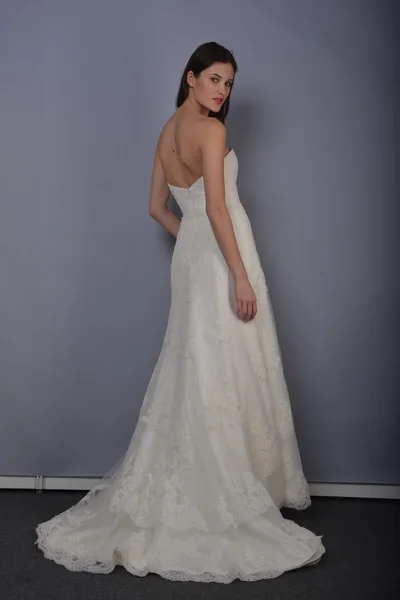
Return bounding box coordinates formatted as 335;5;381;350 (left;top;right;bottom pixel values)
226;81;232;88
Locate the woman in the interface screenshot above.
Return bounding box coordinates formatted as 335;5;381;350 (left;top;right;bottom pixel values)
36;42;325;583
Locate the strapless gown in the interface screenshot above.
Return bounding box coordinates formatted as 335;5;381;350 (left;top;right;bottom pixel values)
35;149;325;583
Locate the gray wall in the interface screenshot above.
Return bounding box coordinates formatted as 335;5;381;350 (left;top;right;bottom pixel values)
1;0;398;483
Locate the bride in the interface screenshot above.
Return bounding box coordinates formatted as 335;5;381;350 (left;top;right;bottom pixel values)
35;41;325;583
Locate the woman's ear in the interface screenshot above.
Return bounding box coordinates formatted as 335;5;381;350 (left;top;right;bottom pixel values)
186;70;195;88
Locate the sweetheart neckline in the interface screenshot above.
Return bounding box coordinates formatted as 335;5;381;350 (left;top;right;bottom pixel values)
167;149;234;192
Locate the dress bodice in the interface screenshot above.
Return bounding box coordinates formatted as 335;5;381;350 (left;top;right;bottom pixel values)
167;149;240;218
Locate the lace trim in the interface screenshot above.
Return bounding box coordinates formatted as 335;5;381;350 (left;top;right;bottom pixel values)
36;523;322;583
35;527;286;582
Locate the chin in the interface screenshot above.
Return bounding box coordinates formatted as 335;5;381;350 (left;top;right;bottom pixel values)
209;102;222;112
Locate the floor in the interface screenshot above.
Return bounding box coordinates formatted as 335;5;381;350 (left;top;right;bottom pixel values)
0;490;399;600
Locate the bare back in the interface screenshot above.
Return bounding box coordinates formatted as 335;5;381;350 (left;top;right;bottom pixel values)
157;113;230;189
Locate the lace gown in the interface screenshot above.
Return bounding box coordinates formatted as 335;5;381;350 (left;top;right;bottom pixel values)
35;149;325;583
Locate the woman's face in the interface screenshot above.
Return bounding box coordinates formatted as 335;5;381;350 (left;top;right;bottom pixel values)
187;62;234;113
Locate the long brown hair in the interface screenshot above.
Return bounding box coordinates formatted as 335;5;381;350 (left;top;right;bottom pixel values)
176;42;238;124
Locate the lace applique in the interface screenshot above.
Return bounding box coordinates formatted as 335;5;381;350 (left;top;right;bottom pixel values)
249;420;280;479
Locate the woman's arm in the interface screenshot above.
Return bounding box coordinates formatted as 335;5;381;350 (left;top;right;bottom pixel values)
201;120;257;321
148;148;181;238
201;119;247;281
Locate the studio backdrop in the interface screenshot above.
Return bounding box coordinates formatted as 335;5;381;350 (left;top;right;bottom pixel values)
0;0;399;486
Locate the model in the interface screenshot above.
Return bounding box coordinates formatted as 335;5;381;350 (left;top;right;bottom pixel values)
36;41;325;583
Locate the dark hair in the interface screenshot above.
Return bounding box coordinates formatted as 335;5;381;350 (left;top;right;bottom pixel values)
176;42;238;124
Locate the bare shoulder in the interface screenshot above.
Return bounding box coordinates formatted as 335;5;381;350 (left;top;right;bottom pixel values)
198;118;227;159
203;117;226;137
204;117;226;133
156;114;175;151
201;118;226;149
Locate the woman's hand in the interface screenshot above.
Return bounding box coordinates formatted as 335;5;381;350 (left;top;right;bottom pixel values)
235;276;257;322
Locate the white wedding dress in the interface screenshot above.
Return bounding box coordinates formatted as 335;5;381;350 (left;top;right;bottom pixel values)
36;149;325;583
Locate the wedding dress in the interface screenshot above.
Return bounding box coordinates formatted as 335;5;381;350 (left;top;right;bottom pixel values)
35;149;325;583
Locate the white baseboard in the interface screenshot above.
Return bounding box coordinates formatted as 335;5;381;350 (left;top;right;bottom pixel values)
0;475;399;500
309;482;400;500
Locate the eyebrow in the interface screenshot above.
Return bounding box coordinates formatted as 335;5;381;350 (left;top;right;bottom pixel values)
211;72;234;81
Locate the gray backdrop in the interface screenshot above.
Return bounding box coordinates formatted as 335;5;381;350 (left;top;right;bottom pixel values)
1;0;399;483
